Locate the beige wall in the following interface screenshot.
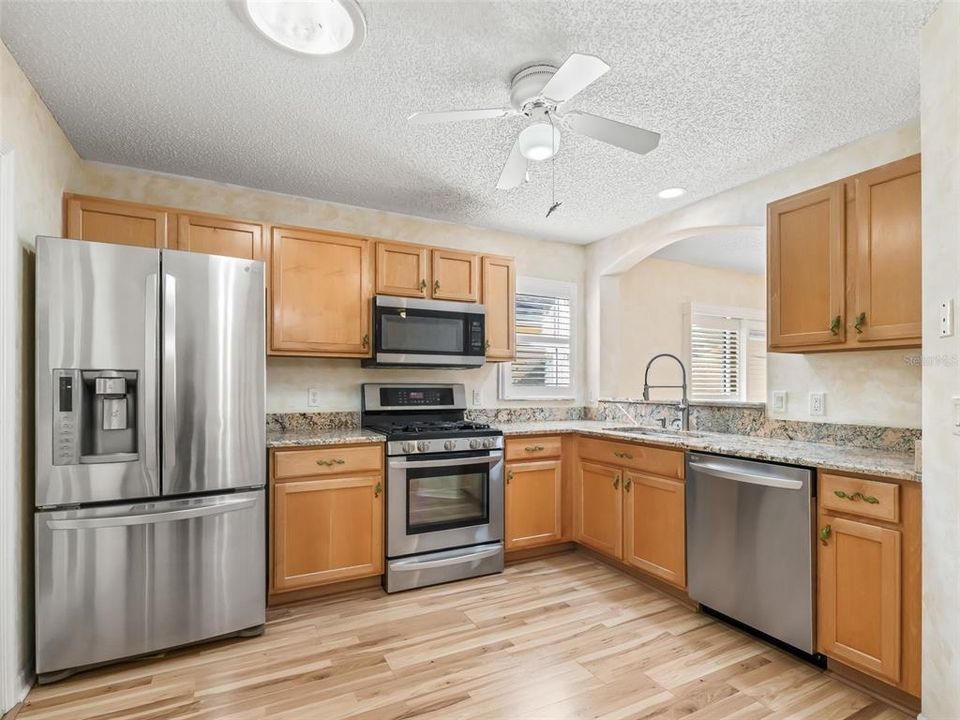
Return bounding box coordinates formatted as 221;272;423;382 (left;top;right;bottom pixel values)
600;258;765;399
69;163;588;412
920;3;960;719
588;122;923;429
1;41;83;707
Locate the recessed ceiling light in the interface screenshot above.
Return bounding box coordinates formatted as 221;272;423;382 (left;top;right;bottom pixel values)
657;187;686;199
244;0;366;57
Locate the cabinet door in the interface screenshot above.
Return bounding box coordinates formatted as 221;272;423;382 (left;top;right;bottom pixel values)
574;461;622;559
622;472;686;588
853;155;921;343
177;213;265;260
431;249;479;301
270;227;372;356
818;515;901;683
481;255;516;360
272;475;384;591
505;459;562;550
768;183;846;349
65;195;171;248
376;241;429;297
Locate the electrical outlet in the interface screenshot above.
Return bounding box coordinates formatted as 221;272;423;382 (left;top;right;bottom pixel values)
472;389;483;407
771;391;787;412
952;397;960;436
307;387;322;408
809;392;825;417
941;299;954;337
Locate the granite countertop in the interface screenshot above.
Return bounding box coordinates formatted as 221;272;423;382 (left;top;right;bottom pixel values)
491;420;920;483
266;428;385;448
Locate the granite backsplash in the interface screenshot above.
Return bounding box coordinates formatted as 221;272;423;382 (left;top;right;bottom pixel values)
265;402;918;454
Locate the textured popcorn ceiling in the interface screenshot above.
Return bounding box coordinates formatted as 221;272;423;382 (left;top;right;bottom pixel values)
651;233;766;275
0;0;936;244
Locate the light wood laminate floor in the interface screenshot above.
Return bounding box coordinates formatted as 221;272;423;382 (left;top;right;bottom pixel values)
17;553;910;720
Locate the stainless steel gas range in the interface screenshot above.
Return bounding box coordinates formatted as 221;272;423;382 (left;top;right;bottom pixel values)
361;383;504;593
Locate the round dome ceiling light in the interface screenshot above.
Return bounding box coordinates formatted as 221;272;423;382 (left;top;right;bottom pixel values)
244;0;367;57
657;187;686;199
518;122;561;161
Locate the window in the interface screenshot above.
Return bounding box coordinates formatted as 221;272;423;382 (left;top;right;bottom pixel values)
684;303;766;403
499;278;576;400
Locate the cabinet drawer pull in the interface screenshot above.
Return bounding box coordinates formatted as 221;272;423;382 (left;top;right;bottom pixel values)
819;525;832;545
361;334;370;349
434;280;441;292
419;279;427;291
485;339;491;351
374;481;383;498
524;445;545;452
834;489;880;504
854;312;866;334
316;458;346;467
613;450;634;460
830;315;842;336
613;474;620;490
507;470;513;484
624;477;632;492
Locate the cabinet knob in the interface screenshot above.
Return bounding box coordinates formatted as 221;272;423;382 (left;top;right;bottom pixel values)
507;470;513;483
819;525;832;545
830;315;842;336
374;481;382;498
854;312;866;334
434;280;441;292
419;279;427;291
361;334;369;349
613;474;620;490
624;477;632;492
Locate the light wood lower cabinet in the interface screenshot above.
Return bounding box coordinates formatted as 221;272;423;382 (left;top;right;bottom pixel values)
574;462;623;559
505;459;563;550
271;473;384;593
622;471;686;588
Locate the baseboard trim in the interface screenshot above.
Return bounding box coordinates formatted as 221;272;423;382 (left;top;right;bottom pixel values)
573;546;697;610
505;542;575;564
825;660;920;716
267;575;384;607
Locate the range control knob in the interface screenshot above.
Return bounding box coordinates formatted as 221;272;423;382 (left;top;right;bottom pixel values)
444;440;456;451
482;437;496;449
416;440;430;452
469;439;481;450
402;441;416;453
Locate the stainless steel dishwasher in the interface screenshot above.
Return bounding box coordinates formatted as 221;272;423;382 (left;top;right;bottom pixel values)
686;453;816;655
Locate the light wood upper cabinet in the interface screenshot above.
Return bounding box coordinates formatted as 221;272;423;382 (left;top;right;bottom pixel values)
574;461;623;559
481;255;516;361
768;183;846;349
431;249;480;302
376;241;429;297
65;195;172;249
272;473;383;592
622;472;686;588
818;515;901;683
177;213;265;260
854;155;922;343
505;459;563;551
270;226;372;356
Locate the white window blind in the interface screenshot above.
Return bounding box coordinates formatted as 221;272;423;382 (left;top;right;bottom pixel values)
690;315;741;400
499;278;576;399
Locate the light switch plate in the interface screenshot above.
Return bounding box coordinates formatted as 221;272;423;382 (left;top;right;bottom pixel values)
952;397;960;436
472;389;483;407
307;387;323;408
941;299;955;337
809;392;825;417
771;391;787;412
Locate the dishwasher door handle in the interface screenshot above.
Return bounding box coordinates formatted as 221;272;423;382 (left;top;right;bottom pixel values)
688;461;804;490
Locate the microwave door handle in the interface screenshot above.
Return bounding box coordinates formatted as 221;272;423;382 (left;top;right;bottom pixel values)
389;455;502;470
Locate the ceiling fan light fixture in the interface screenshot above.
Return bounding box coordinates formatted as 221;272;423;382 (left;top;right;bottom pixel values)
244;0;366;57
518;122;561;161
657;187;686;199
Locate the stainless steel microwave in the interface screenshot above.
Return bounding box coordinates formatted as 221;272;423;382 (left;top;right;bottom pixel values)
362;296;486;368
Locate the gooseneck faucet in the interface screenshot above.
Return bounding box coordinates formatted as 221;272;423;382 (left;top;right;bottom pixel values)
642;353;690;431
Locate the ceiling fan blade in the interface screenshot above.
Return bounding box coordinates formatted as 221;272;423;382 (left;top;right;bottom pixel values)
496;141;526;190
540;53;610;103
564;111;661;155
408;108;512;124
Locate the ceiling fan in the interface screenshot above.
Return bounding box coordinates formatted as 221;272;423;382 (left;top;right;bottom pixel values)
408;53;661;190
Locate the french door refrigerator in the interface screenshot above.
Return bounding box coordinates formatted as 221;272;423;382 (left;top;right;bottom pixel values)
35;236;266;681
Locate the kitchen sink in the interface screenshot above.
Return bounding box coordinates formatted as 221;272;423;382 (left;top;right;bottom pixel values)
605;426;706;439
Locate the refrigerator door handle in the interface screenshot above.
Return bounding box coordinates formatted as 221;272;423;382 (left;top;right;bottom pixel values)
162;272;177;471
143;272;159;488
45;496;258;530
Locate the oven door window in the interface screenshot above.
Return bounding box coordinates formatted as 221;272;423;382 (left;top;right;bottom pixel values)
380;309;466;354
406;459;489;534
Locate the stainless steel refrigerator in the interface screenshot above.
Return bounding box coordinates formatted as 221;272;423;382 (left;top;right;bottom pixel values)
34;236;266;681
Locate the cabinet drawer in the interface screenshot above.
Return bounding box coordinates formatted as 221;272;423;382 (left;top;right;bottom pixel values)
505;436;563;461
578;437;683;479
273;445;383;480
820;472;899;523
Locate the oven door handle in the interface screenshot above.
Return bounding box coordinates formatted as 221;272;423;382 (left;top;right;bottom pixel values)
388;455;502;470
390;545;502;571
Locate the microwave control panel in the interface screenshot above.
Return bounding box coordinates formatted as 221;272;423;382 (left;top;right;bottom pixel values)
469;318;484;353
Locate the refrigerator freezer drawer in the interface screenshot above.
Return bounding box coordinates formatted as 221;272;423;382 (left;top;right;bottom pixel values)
35;490;266;675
